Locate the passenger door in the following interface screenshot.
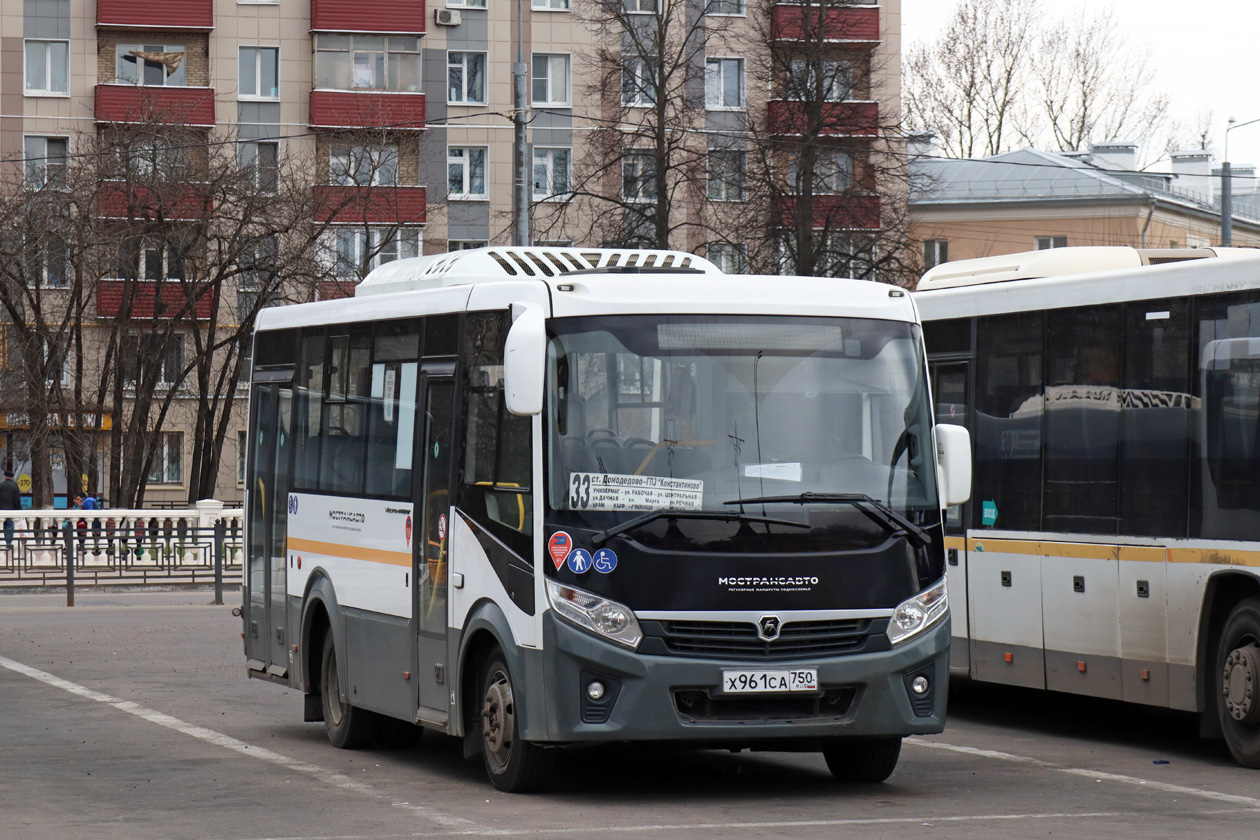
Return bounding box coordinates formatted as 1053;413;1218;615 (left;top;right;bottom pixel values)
415;373;455;719
246;376;294;680
930;361;971;673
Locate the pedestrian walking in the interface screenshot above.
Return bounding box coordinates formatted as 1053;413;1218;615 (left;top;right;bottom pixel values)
0;470;21;550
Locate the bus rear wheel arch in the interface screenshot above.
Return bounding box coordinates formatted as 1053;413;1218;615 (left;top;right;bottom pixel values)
1216;597;1260;768
480;651;554;792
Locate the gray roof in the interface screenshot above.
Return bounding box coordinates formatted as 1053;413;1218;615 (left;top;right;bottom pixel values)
911;148;1260;227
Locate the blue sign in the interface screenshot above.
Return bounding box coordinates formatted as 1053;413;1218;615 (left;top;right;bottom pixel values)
593;548;618;573
981;500;998;526
567;548;593;574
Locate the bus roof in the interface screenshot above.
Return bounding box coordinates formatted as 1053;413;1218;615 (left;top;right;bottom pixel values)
914;246;1260;321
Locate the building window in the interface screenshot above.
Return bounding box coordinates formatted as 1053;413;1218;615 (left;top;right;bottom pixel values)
449;0;487;6
118;238;185;282
116;44;187;87
787;59;851;102
705;58;744;110
240;141;279;192
532;147;571;200
710;0;745;15
532;54;571;107
449;240;489;251
239;235;278;295
147;432;184;485
24;40;69;96
707;149;746;201
123;334;185;387
23;136;68;189
532;0;569;9
623;151;656;202
44;338;71;387
25;235;68;289
330;228;421;277
315;35;421;92
923;239;948;269
239;46;280;100
448;147;488;198
625;0;657;12
707;242;746;274
448;52;487;104
622;56;657;106
330;144;399;187
789;149;853;194
124;135;187;180
1036;235;1068;250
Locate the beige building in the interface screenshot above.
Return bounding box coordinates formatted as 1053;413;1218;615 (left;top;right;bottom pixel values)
1;0;901;505
910;144;1260;272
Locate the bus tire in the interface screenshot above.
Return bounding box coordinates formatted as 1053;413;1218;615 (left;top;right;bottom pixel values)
321;631;379;749
480;653;554;792
822;737;902;783
1216;597;1260;768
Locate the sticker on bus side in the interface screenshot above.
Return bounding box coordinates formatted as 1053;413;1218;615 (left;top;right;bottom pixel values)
568;472;703;511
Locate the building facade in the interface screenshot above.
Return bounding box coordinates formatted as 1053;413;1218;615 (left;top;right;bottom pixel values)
1;0;901;506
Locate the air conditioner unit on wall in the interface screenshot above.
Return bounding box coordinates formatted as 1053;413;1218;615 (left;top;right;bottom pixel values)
435;8;462;25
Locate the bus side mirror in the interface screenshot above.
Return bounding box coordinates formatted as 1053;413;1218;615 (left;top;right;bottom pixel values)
504;302;546;416
935;424;972;508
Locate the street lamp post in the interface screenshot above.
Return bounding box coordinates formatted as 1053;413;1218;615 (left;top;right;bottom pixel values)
1222;116;1260;246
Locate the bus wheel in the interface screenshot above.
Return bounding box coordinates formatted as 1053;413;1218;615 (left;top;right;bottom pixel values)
1216;597;1260;768
321;631;379;749
822;737;902;783
480;654;554;792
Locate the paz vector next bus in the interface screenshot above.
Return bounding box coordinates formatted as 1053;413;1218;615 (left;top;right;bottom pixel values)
241;246;972;791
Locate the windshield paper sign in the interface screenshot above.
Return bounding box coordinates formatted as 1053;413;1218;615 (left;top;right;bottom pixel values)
569;472;703;511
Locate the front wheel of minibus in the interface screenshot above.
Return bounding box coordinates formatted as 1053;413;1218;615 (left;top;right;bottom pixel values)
321;631;380;749
822;737;902;783
481;653;554;792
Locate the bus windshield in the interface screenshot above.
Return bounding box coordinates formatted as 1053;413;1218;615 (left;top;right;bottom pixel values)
546;314;938;541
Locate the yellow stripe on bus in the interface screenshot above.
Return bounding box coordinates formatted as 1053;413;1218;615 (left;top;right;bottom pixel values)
286;537;412;567
955;537;1260;568
1168;547;1260;567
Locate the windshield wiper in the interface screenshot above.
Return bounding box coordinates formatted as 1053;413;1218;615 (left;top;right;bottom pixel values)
590;509;809;548
721;492;931;548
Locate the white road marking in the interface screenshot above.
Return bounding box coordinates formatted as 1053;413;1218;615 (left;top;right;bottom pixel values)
0;653;474;828
908;737;1260;808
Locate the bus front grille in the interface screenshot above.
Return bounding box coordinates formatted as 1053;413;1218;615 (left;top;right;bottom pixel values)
644;618;885;660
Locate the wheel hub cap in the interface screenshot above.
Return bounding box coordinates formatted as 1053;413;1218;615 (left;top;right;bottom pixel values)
482;673;513;768
1223;642;1260;724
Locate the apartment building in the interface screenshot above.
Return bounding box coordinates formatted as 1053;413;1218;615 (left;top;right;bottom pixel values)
1;0;901;505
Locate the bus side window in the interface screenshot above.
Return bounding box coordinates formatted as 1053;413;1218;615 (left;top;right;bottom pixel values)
459;312;533;557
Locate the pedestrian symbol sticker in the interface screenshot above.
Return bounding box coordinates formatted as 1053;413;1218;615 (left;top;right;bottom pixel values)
548;532;572;570
567;548;593;574
593;548;618;573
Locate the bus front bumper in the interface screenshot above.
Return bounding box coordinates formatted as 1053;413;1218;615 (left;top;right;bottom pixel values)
531;610;949;745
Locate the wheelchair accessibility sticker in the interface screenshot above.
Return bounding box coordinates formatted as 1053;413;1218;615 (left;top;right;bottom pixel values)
593;548;618;573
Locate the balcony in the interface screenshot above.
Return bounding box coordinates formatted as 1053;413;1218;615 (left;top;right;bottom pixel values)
96;280;215;320
95;85;216;127
311;0;425;34
772;3;879;43
97;0;213;30
767;100;879;137
310;90;426;130
313;185;427;224
96;181;213;222
773;194;881;230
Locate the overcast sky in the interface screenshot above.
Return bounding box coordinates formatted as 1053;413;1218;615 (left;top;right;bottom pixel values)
900;0;1260;173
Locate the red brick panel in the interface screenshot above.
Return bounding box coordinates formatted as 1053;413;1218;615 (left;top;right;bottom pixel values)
97;0;214;29
313;185;427;224
309;90;426;130
95;85;216;127
767;100;879;137
772;4;879;42
96;280;215;320
311;0;426;33
774;194;881;229
96;181;214;222
318;281;358;301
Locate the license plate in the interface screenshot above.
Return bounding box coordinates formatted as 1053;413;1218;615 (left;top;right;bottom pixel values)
721;668;818;694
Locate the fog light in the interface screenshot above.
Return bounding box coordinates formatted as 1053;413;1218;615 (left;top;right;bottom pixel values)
586;681;606;701
911;675;930;695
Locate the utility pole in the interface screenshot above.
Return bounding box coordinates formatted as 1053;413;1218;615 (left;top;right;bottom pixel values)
1222;116;1260;247
513;0;530;247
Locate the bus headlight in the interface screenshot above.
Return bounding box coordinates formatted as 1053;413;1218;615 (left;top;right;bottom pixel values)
546;578;643;650
887;579;948;646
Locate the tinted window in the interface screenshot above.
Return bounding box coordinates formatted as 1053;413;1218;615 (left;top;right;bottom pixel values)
973;312;1043;531
1121;299;1191;537
922;318;971;355
294;331;326;490
365;319;422;498
319;326;371;494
